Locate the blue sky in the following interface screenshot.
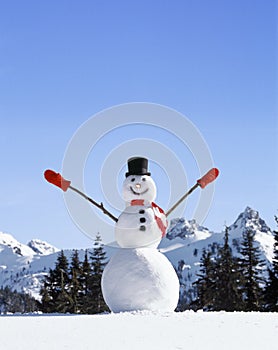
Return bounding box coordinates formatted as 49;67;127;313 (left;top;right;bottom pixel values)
0;0;277;249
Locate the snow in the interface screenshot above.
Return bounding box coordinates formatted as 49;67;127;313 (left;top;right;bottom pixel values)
0;232;35;258
0;231;61;299
27;239;59;255
115;205;163;248
0;311;277;350
102;248;179;312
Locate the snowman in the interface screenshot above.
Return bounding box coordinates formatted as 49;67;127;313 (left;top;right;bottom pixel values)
101;157;180;313
45;157;218;313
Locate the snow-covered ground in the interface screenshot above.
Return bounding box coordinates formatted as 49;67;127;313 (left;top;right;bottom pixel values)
0;311;277;350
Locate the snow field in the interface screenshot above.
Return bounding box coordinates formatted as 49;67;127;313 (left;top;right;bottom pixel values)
0;311;277;350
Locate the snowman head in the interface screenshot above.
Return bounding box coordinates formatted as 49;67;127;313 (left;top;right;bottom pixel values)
122;157;157;203
122;174;157;203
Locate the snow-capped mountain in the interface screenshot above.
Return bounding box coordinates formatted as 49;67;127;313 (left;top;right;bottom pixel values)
166;218;211;242
0;232;59;299
228;206;274;261
27;239;59;256
160;206;274;304
0;207;275;301
0;232;37;259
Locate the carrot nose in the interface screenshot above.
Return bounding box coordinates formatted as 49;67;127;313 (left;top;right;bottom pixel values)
135;183;141;189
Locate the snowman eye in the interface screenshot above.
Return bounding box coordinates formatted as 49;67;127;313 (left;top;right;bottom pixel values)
142;178;146;181
131;178;135;182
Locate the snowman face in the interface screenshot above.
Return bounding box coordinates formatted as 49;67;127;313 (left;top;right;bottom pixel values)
122;175;157;203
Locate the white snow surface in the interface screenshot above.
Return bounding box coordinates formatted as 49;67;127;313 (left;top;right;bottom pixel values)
0;311;277;350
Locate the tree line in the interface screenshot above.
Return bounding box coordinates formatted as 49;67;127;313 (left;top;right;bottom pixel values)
40;233;109;314
178;217;278;312
0;233;109;315
0;286;40;314
1;219;277;314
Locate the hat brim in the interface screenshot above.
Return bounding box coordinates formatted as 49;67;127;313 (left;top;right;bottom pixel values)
125;172;151;178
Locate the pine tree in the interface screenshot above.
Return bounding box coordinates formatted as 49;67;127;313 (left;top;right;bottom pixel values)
213;227;243;311
194;249;216;310
79;250;92;313
68;250;82;313
40;268;56;313
88;233;109;314
53;250;73;313
264;216;278;311
40;250;73;313
239;229;265;311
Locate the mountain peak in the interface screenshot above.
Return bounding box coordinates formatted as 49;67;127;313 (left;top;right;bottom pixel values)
0;232;59;258
243;206;259;219
166;217;211;241
0;231;35;257
27;239;59;256
231;206;271;234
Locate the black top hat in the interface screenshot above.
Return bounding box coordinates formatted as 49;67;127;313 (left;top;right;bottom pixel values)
125;157;151;177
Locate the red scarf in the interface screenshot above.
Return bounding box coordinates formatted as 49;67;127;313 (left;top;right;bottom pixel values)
130;200;167;237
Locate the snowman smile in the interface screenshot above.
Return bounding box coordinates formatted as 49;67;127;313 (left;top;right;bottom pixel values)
130;186;149;196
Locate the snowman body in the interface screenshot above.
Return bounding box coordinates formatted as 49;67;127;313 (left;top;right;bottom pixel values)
115;204;160;248
101;158;180;313
115;174;167;248
101;248;179;313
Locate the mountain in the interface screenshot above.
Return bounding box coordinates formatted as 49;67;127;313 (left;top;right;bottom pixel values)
0;207;275;302
0;232;59;299
160;206;274;305
27;239;59;256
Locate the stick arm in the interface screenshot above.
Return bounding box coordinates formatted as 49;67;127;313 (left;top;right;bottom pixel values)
165;183;199;217
69;185;118;222
165;168;219;217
